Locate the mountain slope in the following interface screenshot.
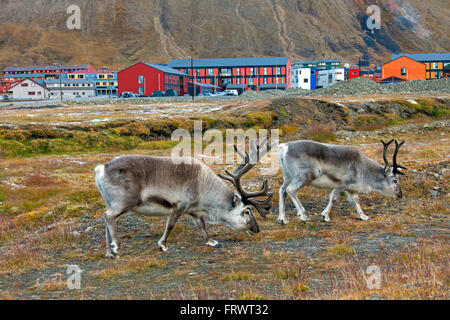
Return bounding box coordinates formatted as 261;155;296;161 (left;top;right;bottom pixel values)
0;0;448;69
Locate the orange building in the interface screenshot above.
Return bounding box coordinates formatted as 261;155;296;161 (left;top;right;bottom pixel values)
381;56;426;81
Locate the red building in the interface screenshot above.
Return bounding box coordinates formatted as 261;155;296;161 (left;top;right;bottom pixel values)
168;57;291;92
0;79;14;95
118;62;189;97
346;68;360;80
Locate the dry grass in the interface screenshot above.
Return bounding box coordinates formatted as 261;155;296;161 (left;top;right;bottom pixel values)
0;245;46;276
0;97;447;299
89;257;167;279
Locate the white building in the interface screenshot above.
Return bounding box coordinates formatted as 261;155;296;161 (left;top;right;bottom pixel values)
7;78;51;100
335;68;345;81
316;69;337;89
291;67;317;90
46;81;96;99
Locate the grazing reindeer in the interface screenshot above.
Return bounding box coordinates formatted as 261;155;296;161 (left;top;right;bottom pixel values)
277;139;406;224
95;140;272;258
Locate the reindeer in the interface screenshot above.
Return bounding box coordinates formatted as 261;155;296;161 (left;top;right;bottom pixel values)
95;140;272;258
277;139;406;224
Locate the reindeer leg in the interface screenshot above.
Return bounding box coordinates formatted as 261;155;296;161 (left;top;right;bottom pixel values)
345;191;369;221
157;207;185;252
321;188;340;222
104;210;125;259
286;183;309;222
194;216;222;248
104;216;113;258
277;182;289;225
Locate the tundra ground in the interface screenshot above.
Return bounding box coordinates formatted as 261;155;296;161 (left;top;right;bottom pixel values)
0;95;448;300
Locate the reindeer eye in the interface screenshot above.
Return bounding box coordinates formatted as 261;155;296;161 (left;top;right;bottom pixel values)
394;179;398;184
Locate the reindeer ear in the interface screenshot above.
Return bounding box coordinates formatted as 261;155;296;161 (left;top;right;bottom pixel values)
384;166;393;176
233;193;242;207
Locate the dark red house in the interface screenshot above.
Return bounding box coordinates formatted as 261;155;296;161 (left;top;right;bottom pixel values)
118;62;189;97
167;57;292;91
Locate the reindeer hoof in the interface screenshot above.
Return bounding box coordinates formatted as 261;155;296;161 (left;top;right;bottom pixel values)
359;214;370;221
321;214;330;222
157;241;168;252
110;242;119;256
206;239;222;248
298;215;310;222
278;218;289;225
105;251;117;259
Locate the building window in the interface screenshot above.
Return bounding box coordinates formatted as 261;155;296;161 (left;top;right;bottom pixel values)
432;62;438;69
249;78;253;85
264;77;267;84
401;68;407;76
28;91;35;95
208;68;213;76
276;67;281;75
138;87;144;95
138;75;144;84
220;68;232;76
237;78;240;85
236;68;240;76
264;68;267;75
21;83;29;87
304;78;308;83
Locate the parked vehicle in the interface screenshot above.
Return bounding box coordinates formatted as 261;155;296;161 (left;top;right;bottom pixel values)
224;89;239;96
120;92;134;98
165;89;178;97
213;91;226;96
152;90;165;97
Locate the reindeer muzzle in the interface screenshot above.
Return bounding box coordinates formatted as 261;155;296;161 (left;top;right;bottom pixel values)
396;190;403;199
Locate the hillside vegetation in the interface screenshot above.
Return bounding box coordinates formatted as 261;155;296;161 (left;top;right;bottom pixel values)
0;0;449;69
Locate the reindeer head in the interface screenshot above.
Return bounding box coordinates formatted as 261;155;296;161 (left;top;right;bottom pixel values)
380;139;406;199
219;139;273;233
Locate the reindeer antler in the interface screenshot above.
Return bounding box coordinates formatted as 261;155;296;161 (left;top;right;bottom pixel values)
380;139;394;166
218;139;273;217
392;140;407;175
380;139;406;175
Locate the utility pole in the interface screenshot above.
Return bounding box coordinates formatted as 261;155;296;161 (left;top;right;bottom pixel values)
275;57;278;90
53;62;62;102
189;57;195;101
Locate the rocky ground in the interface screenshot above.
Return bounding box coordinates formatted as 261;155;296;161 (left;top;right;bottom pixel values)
0;94;448;300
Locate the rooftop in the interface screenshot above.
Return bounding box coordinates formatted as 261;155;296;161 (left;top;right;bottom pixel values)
4;65;92;73
168;57;290;68
391;53;450;62
294;59;341;65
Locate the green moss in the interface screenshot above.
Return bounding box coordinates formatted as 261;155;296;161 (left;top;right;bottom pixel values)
433;108;450;119
304;125;337;143
138;140;178;150
222;271;251;281
245;111;276;127
0;139;29;158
